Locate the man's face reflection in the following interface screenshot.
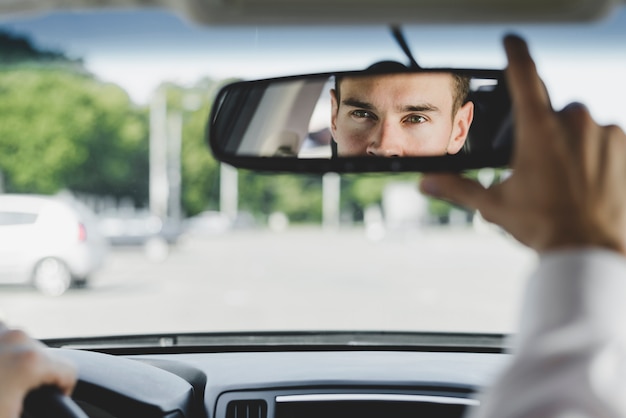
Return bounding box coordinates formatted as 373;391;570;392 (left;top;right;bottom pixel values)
331;72;474;157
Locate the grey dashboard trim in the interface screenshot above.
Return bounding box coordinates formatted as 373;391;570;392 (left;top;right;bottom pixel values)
275;393;480;405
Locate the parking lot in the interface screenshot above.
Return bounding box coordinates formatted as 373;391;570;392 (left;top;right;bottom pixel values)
0;226;534;339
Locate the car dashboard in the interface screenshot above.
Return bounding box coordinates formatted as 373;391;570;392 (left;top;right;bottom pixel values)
45;334;510;418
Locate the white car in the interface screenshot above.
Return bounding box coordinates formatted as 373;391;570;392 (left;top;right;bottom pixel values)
0;194;108;296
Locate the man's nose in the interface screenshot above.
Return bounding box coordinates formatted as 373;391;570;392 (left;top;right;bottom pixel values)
366;121;404;157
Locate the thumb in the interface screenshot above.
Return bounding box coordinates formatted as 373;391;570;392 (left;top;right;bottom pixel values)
419;174;491;212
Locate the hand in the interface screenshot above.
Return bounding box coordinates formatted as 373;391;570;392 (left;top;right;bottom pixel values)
0;323;76;418
420;35;626;255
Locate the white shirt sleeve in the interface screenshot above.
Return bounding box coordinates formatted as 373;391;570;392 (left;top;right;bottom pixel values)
467;249;626;418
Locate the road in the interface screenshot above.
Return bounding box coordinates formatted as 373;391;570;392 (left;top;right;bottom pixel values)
0;226;535;339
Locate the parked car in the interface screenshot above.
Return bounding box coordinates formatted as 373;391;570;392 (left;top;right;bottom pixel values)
0;194;108;296
183;210;258;237
98;211;182;245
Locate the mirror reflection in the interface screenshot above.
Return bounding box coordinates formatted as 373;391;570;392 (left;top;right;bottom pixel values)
211;69;511;160
331;71;474;157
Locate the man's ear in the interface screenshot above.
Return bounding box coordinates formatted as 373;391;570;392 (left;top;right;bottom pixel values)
330;89;339;135
447;101;474;154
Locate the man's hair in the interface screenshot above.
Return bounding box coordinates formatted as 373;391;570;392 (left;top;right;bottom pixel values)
334;63;471;119
451;73;471;115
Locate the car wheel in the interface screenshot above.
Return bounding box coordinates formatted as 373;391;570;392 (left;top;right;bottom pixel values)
72;277;89;289
33;258;72;296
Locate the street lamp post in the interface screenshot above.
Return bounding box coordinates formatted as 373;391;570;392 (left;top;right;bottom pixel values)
149;87;169;221
166;111;183;221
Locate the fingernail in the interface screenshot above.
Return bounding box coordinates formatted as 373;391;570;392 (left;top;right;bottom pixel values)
503;34;529;56
503;33;524;46
563;102;588;112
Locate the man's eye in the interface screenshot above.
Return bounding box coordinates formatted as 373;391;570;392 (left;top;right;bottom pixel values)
351;110;375;120
405;115;427;124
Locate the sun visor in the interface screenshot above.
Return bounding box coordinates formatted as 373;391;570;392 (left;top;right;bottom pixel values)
181;0;619;24
0;0;619;24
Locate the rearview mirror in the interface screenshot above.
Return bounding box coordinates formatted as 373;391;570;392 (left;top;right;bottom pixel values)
208;68;512;173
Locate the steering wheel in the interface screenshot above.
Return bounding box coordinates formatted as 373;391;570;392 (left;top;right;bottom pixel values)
23;386;88;418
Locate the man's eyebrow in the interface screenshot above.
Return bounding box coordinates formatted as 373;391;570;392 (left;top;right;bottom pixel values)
342;99;440;113
342;98;374;110
402;104;440;113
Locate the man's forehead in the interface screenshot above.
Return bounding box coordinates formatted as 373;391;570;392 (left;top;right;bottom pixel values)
338;72;455;110
339;72;454;90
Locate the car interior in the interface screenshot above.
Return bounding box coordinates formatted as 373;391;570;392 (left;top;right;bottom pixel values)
2;0;625;417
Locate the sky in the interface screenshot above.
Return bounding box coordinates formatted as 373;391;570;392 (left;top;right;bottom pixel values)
1;7;625;126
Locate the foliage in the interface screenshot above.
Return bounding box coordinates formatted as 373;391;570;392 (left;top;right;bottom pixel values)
162;80;222;217
181;101;220;216
0;30;79;65
238;171;323;223
0;67;149;204
340;173;417;222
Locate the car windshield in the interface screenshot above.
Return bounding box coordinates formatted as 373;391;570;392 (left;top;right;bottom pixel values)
0;7;624;340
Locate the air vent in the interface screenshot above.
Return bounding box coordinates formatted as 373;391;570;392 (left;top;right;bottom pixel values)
226;400;267;418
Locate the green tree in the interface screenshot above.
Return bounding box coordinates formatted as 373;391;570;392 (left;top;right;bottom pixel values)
238;171;323;223
159;80;222;217
181;100;220;216
0;30;80;66
0;67;149;203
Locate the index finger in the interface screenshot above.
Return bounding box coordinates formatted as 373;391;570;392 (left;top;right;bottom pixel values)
43;355;78;396
504;35;552;126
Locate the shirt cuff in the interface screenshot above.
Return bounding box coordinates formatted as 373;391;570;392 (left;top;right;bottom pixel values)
516;248;626;351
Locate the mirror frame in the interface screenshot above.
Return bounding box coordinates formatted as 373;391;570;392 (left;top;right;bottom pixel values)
208;68;512;173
